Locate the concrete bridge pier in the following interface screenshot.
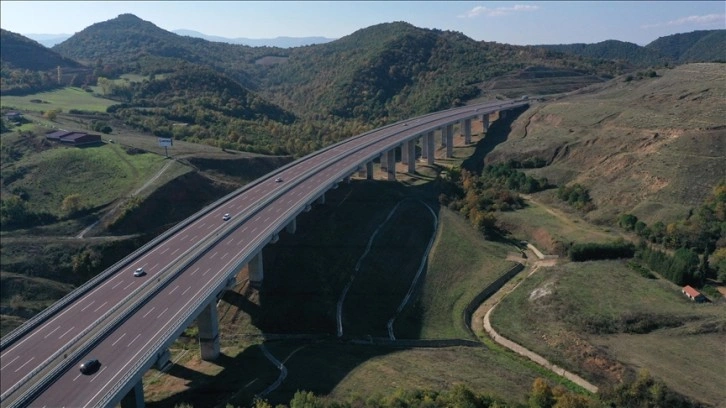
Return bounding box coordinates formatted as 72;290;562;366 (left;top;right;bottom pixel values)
420;133;428;161
317;193;326;205
286;218;297;234
499;110;507;119
445;124;454;158
380;152;387;171
366;161;374;179
386;149;396;181
406;140;416;173
249;251;263;287
481;115;490;134
440;128;446;147
198;302;220;360
120;380;144;408
463;119;472;144
401;142;409;165
426;131;436;165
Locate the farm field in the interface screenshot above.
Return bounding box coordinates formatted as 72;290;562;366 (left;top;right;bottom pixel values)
0;87;117;112
491;259;726;406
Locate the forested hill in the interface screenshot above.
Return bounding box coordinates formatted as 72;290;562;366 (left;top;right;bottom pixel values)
645;29;726;63
50;13;279;89
536;40;669;67
1;28;83;70
256;21;620;121
537;29;726;65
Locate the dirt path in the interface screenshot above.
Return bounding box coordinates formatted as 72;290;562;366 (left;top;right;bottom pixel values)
472;252;600;394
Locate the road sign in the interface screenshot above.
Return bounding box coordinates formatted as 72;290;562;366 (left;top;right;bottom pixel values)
158;138;173;147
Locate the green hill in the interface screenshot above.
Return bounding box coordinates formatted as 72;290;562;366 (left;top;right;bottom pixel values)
0;29;83;70
536;30;726;67
645;29;726;63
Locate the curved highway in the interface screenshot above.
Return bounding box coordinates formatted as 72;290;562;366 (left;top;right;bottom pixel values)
0;99;528;407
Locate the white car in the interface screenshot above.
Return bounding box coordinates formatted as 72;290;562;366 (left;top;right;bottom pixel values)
133;267;145;277
223;213;231;221
275;177;283;183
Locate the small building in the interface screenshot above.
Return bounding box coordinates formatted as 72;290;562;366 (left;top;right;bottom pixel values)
4;111;24;121
46;130;102;146
682;285;706;302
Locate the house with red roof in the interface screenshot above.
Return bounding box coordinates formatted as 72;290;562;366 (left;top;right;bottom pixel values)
682;285;706;302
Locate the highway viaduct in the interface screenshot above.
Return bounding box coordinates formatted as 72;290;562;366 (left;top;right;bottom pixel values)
0;99;528;408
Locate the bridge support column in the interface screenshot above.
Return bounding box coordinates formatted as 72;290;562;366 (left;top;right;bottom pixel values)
366;161;374;180
420;134;428;160
499;110;507;119
120;379;144;408
401;142;409;165
357;165;366;178
198;302;220;360
286;218;297;234
427;131;435;165
386;149;396;181
317;193;326;204
407;140;416;173
440;128;446;147
155;348;170;370
249;251;264;287
463;119;472;144
380;152;387;171
445;124;454;158
481;115;489;135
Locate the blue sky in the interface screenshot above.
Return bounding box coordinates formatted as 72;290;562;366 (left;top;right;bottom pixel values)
1;1;724;45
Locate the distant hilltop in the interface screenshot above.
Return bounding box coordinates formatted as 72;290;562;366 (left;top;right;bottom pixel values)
22;30;337;48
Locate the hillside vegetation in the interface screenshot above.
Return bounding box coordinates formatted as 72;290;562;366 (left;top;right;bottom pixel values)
485;63;726;225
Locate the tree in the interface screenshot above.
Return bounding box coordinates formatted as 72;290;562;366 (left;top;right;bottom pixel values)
62;194;83;215
529;378;555;408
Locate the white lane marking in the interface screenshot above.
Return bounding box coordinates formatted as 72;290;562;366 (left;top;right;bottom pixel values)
208;223;215;229
44;326;60;339
263;217;270;223
14;357;34;373
210;251;218;259
221;252;228;260
180;234;188;241
182;287;190;296
190;267;200;276
1;355;19;370
111;280;123;289
143;307;156;318
73;373;81;382
90;366;107;382
190;235;198;242
158;308;169;319
169;286;179;295
251;227;257;234
58;326;75;339
111;333;127;347
93;302;108;313
198;222;206;228
127;334;141;347
171;248;180;256
123;282;135;290
151;263;159;270
80;301;95;312
240;227;248;233
159;247;169;255
202;268;211;276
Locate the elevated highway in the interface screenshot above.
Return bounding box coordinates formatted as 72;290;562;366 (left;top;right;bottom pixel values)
0;99;528;407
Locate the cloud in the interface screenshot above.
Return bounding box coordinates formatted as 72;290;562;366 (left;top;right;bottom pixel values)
459;4;539;18
641;13;726;29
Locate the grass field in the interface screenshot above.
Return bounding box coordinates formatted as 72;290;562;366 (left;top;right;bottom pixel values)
490;260;726;405
2;142;169;216
0;87;117;112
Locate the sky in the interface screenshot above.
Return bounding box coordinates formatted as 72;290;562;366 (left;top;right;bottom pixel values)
0;1;724;46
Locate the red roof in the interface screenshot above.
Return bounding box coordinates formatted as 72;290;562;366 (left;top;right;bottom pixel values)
682;285;702;298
